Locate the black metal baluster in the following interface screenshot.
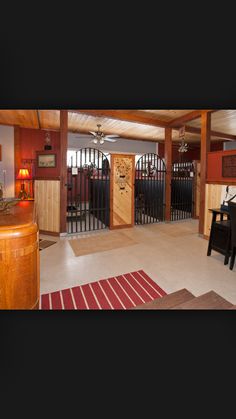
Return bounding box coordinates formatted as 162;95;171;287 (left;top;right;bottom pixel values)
79;151;83;232
101;153;104;229
92;149;96;231
88;148;91;232
96;150;99;228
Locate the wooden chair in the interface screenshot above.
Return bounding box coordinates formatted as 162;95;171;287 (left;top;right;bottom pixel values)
228;202;236;270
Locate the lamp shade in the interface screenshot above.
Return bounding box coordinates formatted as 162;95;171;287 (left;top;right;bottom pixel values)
17;168;31;180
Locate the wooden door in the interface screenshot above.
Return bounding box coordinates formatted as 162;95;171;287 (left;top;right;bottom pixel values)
110;154;135;229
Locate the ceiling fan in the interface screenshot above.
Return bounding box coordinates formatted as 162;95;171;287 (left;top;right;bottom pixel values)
89;124;119;144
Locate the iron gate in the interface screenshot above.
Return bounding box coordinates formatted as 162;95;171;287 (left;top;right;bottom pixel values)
171;161;195;221
67;148;110;233
135;153;166;224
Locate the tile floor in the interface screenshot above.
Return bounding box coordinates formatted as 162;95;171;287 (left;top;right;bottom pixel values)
39;219;236;304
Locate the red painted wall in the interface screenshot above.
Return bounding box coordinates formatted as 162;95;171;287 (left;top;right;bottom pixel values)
15;127;61;198
207;149;236;183
17;127;61;179
158;141;223;162
158;143;200;161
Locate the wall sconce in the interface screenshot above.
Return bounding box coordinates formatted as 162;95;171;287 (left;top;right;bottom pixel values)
44;132;52;150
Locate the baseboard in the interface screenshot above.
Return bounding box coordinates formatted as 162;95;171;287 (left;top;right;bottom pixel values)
109;224;133;230
39;230;60;236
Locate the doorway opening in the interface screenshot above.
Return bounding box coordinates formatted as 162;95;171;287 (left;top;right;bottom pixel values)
135;153;166;224
67;148;110;233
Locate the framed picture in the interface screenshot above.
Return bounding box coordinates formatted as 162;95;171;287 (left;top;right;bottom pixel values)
37;153;56;168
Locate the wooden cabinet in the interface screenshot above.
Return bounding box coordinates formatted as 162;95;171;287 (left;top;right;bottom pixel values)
0;201;39;309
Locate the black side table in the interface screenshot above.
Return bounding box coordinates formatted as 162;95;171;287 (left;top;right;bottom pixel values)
207;208;231;265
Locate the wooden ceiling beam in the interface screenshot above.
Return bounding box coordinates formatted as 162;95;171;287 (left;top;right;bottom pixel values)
185;125;236;140
71;110;169;128
168;110;215;127
0;109;235;143
72;109;236;141
72;128;160;143
36;110;41;129
73;109;217;130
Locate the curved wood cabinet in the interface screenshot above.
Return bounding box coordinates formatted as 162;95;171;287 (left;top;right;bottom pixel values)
0;201;39;309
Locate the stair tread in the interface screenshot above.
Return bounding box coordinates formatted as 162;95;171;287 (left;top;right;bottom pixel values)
172;290;233;309
133;288;195;310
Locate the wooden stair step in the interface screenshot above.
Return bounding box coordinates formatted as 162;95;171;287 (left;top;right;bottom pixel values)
172;291;233;309
133;289;195;309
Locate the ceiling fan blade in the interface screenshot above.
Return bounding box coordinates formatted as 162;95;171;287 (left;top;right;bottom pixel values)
104;134;119;138
89;131;97;136
104;138;117;142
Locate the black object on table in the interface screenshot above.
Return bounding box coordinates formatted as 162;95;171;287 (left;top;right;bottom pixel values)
228;202;236;270
207;208;231;265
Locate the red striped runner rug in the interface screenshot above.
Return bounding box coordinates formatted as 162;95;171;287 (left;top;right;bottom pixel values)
40;270;167;310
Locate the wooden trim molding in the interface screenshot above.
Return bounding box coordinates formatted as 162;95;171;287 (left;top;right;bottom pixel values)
206;180;236;186
34;176;61;181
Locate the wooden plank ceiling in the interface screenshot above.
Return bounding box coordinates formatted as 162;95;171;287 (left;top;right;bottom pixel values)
188;110;236;134
0;109;235;143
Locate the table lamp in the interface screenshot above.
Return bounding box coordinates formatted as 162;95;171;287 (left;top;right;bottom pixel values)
17;168;31;199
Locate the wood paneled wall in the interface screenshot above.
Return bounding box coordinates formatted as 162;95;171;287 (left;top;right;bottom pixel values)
34;180;60;233
204;184;223;237
110;154;135;229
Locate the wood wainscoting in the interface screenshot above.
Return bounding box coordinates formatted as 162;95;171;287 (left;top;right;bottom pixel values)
34;180;60;234
110;154;135;229
204;184;224;237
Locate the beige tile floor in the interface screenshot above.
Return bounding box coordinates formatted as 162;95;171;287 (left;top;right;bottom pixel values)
39;219;236;304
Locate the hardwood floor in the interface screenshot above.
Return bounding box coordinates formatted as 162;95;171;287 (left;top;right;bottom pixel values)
173;291;233;309
133;289;234;310
133;289;195;309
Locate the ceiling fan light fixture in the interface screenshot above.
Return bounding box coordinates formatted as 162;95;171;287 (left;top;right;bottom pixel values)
90;124;119;145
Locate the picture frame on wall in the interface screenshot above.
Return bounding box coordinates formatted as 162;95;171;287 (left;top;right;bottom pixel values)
37;153;56;168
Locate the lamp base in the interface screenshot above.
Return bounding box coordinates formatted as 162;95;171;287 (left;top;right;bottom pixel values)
18;189;28;200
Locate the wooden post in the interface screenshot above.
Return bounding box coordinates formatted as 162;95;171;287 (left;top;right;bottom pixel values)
60;110;68;234
14;126;21;197
199;111;211;235
165;127;172;221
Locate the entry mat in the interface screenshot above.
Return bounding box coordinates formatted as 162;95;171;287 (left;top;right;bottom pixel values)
68;231;138;257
